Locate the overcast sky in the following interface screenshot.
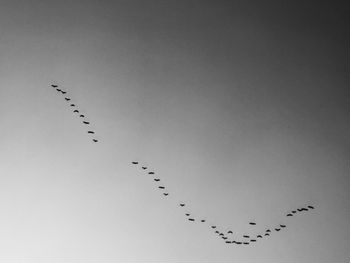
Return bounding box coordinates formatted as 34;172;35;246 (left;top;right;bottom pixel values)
1;1;349;262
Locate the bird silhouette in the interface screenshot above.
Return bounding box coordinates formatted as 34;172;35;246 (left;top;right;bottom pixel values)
287;213;293;217
87;131;95;134
201;219;206;222
180;203;185;207
80;115;85;118
142;167;147;170
297;208;303;212
275;228;281;231
292;210;297;213
154;179;160;182
56;88;62;92
265;233;270;236
132;161;138;164
61;91;67;94
250;239;257;242
228;231;233;234
92;139;98;143
243;235;250;238
225;241;231;244
266;229;271;232
280;224;286;228
83;121;90;124
243;242;249;245
65;98;71;101
308;205;315;209
51;84;58;88
70;104;75;107
163;193;169;196
73;110;79;113
188;218;194;222
219;233;224;236
215;231;219;234
257;235;262;238
158;186;165;189
249;222;256;225
185;213;190;216
236;242;242;245
211;226;216;229
148;172;155;175
222;237;228;240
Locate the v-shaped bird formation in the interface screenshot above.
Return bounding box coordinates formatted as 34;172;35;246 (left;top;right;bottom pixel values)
50;84;99;143
130;161;316;245
49;83;316;246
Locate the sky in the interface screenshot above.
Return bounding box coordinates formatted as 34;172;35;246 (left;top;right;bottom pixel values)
0;0;349;262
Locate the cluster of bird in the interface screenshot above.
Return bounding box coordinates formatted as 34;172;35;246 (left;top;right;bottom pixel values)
49;82;316;246
50;84;98;143
131;161;315;245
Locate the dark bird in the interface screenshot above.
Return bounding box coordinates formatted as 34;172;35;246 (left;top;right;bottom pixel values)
228;231;233;234
297;208;303;212
65;98;71;101
92;139;98;143
148;172;154;175
61;91;67;94
188;218;194;222
222;237;228;240
219;233;224;236
243;242;249;245
280;224;286;228
292;210;297;213
51;84;58;88
154;179;160;182
158;186;165;189
180;203;185;207
132;161;138;164
225;241;231;244
163;193;169;196
211;226;216;229
302;208;309;211
275;228;281;232
236;242;242;245
243;235;250;238
142;167;147;170
266;229;271;233
250;239;257;242
56;88;62;92
257;235;262;238
215;231;219;234
249;222;256;225
73;110;79;113
185;213;190;216
201;219;205;222
70;104;75;107
87;131;95;134
265;233;270;236
80;115;85;118
308;205;315;209
83;121;90;124
287;213;293;217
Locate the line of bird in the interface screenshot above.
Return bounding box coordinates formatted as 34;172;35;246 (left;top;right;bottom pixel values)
50;84;99;143
131;161;315;246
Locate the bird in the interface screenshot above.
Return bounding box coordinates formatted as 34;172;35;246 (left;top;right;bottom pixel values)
297;208;303;212
158;186;165;189
219;233;224;236
222;237;228;240
287;213;293;217
188;218;194;222
257;235;262;238
243;242;249;245
228;231;233;234
132;161;138;164
225;241;231;244
148;172;154;175
308;205;315;209
249;222;256;225
80;115;85;118
70;104;75;107
154;179;160;182
180;203;185;207
163;193;169;196
51;84;58;88
302;208;309;211
83;121;90;124
185;213;190;216
201;219;205;222
142;167;147;170
236;242;242;245
264;233;270;236
275;228;281;231
292;210;297;213
73;110;79;113
56;88;62;92
215;231;219;234
65;98;71;101
280;224;286;228
266;229;271;232
211;226;216;229
61;91;67;94
250;239;257;242
87;131;95;134
243;235;250;238
92;139;98;143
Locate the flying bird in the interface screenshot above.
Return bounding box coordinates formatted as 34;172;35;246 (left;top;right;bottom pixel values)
287;213;293;217
266;229;271;233
257;235;262;238
185;213;190;216
222;237;228;240
292;210;297;213
56;88;62;92
61;91;67;94
280;224;286;228
250;239;257;242
154;179;160;182
70;104;75;107
219;233;224;236
73;110;79;113
243;235;250;238
163;193;169;196
51;84;58;88
180;204;185;207
142;167;147;170
188;218;194;222
148;172;155;175
92;139;98;143
211;226;216;229
236;242;242;245
80;115;85;118
87;131;95;134
308;205;315;209
158;186;165;189
225;241;231;244
275;228;281;231
132;161;138;164
264;233;270;236
83;121;90;124
228;231;233;234
249;222;256;225
297;208;303;212
201;219;205;222
243;242;249;245
65;98;71;101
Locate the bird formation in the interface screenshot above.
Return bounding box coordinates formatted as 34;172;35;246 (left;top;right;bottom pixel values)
131;161;315;246
50;84;99;143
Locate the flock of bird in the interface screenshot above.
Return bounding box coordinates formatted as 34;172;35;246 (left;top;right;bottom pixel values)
50;83;315;246
50;84;98;143
131;161;315;245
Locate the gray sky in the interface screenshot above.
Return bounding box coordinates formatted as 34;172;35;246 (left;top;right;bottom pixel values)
1;1;349;262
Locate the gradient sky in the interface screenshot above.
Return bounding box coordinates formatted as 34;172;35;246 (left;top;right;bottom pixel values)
1;1;349;262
